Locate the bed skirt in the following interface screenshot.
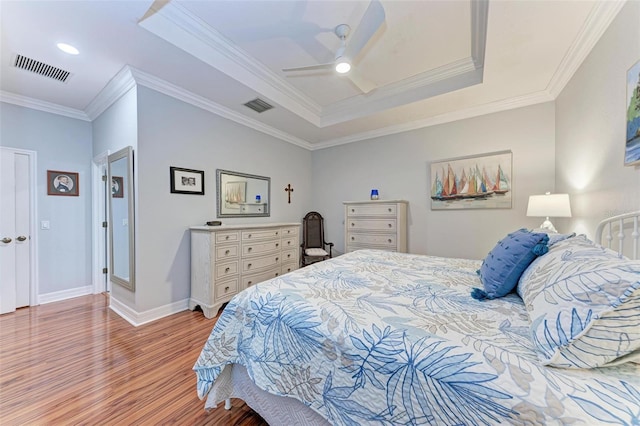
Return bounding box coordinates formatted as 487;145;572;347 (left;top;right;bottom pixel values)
205;364;330;425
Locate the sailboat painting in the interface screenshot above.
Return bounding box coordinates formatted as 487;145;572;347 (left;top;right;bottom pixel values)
430;150;512;210
626;59;640;166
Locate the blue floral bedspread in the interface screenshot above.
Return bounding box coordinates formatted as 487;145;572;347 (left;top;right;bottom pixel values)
194;250;640;425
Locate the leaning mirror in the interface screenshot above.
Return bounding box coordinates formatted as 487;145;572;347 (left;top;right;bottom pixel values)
216;169;270;218
108;146;135;291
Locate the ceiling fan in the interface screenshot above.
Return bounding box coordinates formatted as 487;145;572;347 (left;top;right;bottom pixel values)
282;0;385;94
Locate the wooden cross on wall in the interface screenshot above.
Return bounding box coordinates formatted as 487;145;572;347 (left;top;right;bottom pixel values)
285;184;294;204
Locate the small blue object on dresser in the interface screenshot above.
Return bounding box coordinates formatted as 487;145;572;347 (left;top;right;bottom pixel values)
472;228;549;300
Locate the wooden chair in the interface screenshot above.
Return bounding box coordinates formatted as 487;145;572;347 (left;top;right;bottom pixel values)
300;211;334;267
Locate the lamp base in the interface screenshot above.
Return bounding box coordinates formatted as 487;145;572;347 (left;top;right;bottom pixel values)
539;217;557;233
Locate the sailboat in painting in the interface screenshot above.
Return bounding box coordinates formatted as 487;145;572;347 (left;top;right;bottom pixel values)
493;164;510;195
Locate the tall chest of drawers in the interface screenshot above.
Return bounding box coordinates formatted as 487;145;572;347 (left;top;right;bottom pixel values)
344;200;408;253
190;223;300;318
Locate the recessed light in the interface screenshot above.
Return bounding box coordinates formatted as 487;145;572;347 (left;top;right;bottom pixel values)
57;43;79;55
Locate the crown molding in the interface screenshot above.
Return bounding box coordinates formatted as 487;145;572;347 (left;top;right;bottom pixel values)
547;0;626;97
85;67;136;120
313;90;555;150
128;67;313;150
0;90;90;121
321;57;478;126
138;1;322;125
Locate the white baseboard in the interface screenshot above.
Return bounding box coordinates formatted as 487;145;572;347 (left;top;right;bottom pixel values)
109;297;189;327
38;285;93;305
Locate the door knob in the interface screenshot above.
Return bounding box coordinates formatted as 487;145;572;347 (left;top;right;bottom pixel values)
17;236;27;242
2;237;12;244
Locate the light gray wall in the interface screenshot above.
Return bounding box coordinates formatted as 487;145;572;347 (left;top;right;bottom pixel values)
92;87;138;306
556;0;640;237
312;102;556;260
0;102;93;295
135;86;312;312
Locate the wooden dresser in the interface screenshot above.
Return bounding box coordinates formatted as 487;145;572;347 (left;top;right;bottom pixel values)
344;200;408;253
190;223;300;318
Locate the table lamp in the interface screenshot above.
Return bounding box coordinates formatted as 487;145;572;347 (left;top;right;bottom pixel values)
526;192;572;233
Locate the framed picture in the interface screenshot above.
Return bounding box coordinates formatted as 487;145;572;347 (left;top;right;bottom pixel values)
47;170;79;196
111;176;124;198
625;59;640;166
430;150;512;210
170;167;204;195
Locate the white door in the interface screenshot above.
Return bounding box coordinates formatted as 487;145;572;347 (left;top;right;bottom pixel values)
0;147;34;314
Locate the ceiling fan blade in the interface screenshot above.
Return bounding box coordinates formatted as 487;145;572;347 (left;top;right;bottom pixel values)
346;68;377;94
344;0;385;60
282;62;334;72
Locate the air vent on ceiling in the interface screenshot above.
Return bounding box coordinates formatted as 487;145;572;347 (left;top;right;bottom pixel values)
13;54;71;83
243;98;273;113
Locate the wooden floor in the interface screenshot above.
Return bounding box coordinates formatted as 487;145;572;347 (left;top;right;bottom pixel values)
0;294;268;425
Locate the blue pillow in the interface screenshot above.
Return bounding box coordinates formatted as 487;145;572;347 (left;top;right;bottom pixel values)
471;228;549;300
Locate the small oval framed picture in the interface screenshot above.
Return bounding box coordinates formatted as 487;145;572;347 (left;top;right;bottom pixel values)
47;170;79;196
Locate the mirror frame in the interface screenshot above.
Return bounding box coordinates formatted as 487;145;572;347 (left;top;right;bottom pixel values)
216;169;271;218
108;146;135;291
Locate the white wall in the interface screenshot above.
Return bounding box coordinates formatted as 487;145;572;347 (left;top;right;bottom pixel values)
0;102;93;296
312;102;556;260
556;0;640;237
92;87;138;307
134;86;312;312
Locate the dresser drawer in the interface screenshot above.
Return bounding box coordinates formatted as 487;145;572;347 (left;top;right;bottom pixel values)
281;262;298;275
216;231;240;244
347;204;397;217
281;226;299;237
216;261;239;279
347;233;396;247
243;240;280;256
242;253;281;273
243;267;281;288
347;219;396;231
214;278;238;301
281;248;297;264
281;236;298;250
242;229;281;241
216;244;239;261
347;244;397;253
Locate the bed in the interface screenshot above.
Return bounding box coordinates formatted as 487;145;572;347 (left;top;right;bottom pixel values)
194;211;640;425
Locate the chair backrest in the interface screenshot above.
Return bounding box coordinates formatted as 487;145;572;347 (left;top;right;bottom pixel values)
302;211;325;249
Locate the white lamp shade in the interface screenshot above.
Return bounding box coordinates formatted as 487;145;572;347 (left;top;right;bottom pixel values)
526;193;572;218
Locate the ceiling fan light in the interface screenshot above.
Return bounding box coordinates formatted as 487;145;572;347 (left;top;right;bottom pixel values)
335;60;351;74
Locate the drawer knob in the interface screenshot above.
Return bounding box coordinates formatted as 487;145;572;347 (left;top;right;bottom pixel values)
248;247;252;252
275;257;279;261
225;267;230;272
248;234;252;238
388;223;392;228
225;235;229;240
351;209;355;212
388;239;392;243
287;268;291;272
351;223;355;227
248;263;252;268
248;281;252;286
225;286;229;291
275;273;279;277
287;254;291;258
388;208;392;212
351;237;355;241
275;231;279;235
225;249;230;255
276;243;279;247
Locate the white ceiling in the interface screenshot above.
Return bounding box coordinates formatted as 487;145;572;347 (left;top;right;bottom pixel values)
0;0;625;150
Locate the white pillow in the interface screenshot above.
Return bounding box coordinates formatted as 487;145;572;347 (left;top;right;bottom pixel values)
519;235;640;368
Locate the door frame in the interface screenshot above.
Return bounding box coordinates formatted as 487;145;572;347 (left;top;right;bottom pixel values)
92;150;110;294
0;147;39;306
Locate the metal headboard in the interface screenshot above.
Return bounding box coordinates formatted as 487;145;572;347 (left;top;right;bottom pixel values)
595;211;640;260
